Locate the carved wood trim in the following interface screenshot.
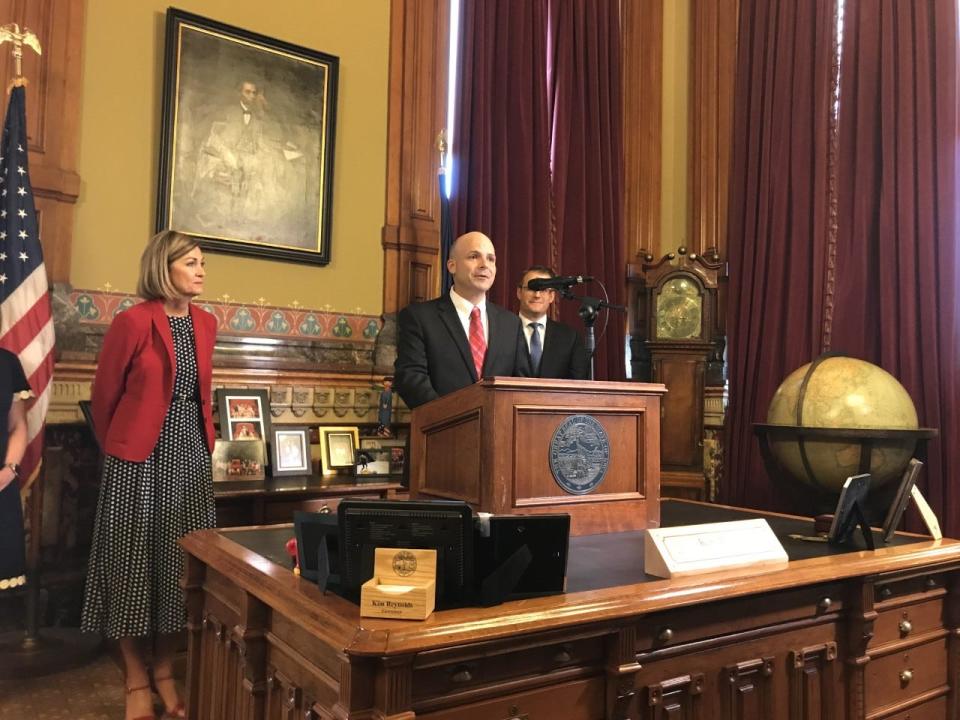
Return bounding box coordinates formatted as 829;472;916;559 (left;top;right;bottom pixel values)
382;0;450;313
689;0;737;261
722;656;775;719
605;628;642;720
184;553;207;718
844;579;876;720
646;672;705;719
789;642;837;720
622;0;662;261
946;574;960;720
0;0;84;283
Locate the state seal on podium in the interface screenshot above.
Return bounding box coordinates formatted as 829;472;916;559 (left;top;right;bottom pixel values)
549;415;610;495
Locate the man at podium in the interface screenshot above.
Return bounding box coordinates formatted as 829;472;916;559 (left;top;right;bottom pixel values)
394;231;529;408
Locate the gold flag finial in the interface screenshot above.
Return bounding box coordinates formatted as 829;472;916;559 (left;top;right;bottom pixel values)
436;129;448;173
0;23;42;86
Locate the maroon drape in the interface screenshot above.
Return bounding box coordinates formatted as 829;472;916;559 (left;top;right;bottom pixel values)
452;0;624;379
452;1;553;309
832;0;960;535
548;0;625;380
721;0;837;509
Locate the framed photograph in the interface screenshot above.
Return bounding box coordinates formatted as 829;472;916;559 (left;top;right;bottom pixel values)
318;426;359;475
389;445;406;475
212;439;266;482
216;388;272;441
157;9;339;265
271;426;311;477
361;436;406;476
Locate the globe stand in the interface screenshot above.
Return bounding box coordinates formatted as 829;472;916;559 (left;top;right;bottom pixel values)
753;424;938;529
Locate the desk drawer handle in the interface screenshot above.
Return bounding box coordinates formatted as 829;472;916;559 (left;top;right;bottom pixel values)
900;669;914;685
451;665;473;683
817;597;832;612
502;705;529;720
657;628;675;643
899;619;913;636
552;645;572;664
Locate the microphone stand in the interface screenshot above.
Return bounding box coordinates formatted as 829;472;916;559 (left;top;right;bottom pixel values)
556;287;626;381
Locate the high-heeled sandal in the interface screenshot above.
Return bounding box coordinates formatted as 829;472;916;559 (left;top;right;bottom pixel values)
125;683;157;720
152;673;186;719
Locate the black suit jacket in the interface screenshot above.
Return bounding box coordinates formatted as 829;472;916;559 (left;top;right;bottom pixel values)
524;317;589;380
395;295;531;408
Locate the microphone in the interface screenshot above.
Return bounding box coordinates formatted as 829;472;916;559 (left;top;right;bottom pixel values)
526;275;593;291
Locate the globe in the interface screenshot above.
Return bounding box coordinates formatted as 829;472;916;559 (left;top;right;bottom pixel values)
766;356;919;493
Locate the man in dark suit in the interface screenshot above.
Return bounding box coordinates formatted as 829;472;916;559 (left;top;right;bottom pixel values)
516;265;589;380
394;232;530;408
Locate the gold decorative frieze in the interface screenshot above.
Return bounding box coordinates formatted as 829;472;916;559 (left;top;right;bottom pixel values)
703;385;728;428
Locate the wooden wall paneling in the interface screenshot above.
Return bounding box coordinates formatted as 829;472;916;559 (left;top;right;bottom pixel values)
382;0;450;314
0;0;84;283
622;0;663;262
689;0;737;262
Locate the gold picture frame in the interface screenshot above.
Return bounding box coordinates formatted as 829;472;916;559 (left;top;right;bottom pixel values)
157;9;339;265
318;426;359;475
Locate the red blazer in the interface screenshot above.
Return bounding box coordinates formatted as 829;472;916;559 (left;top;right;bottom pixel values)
91;299;217;462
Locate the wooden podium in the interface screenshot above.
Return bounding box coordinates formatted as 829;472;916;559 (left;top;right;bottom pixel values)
409;377;666;535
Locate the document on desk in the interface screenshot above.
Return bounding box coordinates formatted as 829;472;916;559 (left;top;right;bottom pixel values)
645;519;789;578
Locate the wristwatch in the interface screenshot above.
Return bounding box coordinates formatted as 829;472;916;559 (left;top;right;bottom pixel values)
6;463;19;477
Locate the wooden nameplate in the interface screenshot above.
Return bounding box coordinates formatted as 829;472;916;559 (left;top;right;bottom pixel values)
645;519;789;578
360;548;437;620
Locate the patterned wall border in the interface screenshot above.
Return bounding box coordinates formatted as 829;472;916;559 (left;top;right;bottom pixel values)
68;290;381;343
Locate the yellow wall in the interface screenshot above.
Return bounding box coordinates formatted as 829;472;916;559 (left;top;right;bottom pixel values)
660;0;690;254
73;0;389;315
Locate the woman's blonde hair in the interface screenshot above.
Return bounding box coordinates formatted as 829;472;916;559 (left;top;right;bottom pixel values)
136;230;200;301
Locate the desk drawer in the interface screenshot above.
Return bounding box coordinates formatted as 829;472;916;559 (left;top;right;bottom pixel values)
875;573;944;604
413;636;604;701
864;638;947;713
417;677;604;720
636;583;841;652
875;694;946;720
870;597;944;650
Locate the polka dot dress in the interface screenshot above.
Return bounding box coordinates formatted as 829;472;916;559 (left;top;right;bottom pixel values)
81;315;215;638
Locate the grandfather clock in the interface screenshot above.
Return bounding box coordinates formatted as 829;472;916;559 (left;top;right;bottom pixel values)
629;248;726;499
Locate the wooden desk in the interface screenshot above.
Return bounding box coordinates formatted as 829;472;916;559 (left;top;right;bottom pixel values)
213;476;403;527
180;501;960;719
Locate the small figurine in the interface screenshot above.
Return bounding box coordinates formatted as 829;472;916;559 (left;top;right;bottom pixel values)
376;377;394;437
285;536;299;574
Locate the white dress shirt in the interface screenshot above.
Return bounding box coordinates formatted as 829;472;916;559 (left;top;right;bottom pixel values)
520;313;548;352
449;288;488;343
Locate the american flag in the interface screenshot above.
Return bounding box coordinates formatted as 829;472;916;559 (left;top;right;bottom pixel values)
0;86;54;486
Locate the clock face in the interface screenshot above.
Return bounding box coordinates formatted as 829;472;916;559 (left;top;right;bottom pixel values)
655;278;703;340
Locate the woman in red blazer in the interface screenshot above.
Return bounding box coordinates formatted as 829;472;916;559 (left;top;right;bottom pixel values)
82;230;215;720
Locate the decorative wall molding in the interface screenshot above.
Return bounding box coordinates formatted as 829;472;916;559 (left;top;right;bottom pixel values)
381;0;450;313
689;0;738;262
622;0;663;261
50;284;405;427
0;0;85;283
65;288;382;343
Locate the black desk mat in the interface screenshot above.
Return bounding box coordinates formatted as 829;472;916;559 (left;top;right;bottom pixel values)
222;500;926;595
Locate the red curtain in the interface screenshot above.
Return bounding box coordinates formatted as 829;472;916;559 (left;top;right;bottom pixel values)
452;0;624;379
832;0;960;535
721;0;838;509
452;1;553;309
548;0;625;380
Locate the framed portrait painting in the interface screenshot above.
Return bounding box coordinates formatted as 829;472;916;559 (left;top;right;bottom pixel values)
318;426;359;475
270;426;311;477
157;9;339;265
216;388;272;442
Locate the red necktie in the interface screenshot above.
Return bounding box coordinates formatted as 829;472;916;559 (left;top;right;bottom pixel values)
469;306;486;379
